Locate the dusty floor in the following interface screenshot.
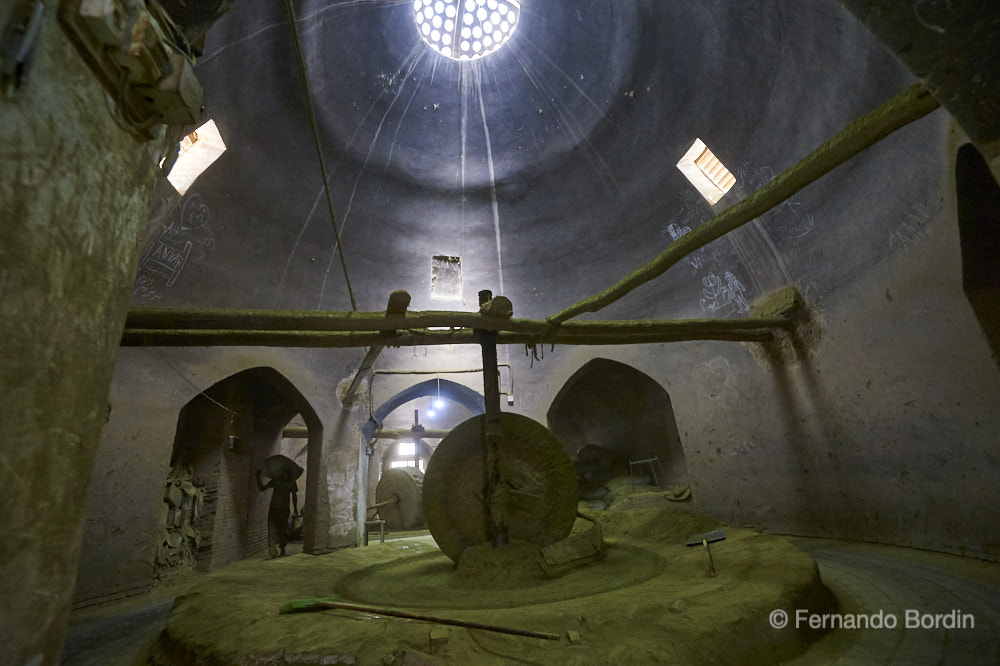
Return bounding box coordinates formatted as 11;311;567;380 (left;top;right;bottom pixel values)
64;487;1000;665
147;488;835;665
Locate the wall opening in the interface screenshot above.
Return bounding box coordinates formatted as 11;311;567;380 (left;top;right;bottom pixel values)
676;138;736;205
361;378;484;538
431;255;463;300
162;367;321;577
547;359;689;500
956;143;1000;366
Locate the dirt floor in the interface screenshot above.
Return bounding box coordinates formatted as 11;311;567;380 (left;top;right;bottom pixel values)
150;486;836;665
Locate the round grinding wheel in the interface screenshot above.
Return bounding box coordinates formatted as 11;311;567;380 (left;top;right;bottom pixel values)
375;467;425;530
422;413;578;563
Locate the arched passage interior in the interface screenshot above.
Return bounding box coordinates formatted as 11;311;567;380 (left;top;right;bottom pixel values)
361;378;485;529
547;359;689;495
164;367;322;574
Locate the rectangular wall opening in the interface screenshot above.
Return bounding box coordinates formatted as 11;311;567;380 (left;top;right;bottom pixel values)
676;138;736;205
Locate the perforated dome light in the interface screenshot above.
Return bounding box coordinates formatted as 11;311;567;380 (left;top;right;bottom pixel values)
413;0;520;61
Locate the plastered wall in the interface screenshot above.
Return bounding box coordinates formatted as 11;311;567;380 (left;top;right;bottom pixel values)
73;347;366;607
0;6;161;664
501;119;1000;560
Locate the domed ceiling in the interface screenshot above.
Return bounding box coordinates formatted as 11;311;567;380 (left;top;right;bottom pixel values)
136;1;916;322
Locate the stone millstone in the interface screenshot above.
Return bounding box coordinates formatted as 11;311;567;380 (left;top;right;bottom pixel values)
375;467;425;530
422;413;578;563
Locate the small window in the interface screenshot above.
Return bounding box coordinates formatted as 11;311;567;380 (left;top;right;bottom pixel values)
390;460;415;469
397;441;416;456
431;255;462;300
676;139;736;205
163;119;227;196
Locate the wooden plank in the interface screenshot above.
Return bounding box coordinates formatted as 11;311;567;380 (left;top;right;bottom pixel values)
125;308;791;336
120;323;781;348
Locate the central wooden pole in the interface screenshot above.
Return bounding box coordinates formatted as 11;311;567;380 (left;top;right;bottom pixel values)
477;290;509;548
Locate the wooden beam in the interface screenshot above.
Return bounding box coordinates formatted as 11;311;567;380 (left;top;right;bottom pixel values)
344;291;411;403
546;83;941;325
121;318;784;348
370;429;451;440
124;307;790;336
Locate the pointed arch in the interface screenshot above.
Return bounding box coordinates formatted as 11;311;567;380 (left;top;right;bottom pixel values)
547;358;688;488
167;367;322;570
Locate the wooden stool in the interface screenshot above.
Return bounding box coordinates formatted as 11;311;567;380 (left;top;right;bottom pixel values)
364;519;386;546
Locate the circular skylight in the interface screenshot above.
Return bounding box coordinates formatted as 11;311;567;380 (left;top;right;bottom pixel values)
413;0;520;61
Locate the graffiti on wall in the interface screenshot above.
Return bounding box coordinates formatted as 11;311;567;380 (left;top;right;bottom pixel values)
737;163;816;241
660;193;752;318
889;204;931;252
700;270;750;317
134;193;216;301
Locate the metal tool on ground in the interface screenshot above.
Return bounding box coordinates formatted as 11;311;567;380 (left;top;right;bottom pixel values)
686;529;725;577
279;597;561;641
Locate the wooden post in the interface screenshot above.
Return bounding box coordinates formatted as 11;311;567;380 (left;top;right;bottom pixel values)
477;290;509;547
344;291;412;402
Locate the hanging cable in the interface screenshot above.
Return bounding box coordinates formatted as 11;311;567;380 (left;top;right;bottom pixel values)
282;0;358;312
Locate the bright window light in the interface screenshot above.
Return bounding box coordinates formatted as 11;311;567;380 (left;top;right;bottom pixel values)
413;0;519;61
676;138;736;205
390;460;415;469
163;119;227;196
398;441;416;456
431;255;462;300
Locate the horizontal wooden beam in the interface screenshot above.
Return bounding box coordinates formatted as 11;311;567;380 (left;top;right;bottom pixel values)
546;82;942;324
371;429;451;440
125;306;789;335
126;307;531;333
121;319;782;348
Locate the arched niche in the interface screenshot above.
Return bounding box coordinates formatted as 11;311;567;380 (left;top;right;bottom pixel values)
363;378;486;439
166;367;322;572
956;143;1000;366
362;379;485;524
547;358;688;491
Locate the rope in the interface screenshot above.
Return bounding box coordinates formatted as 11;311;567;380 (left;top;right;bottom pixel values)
282;0;358;312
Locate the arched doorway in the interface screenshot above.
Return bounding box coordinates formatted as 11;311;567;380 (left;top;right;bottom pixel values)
956;142;1000;366
547;358;689;495
361;379;485;533
161;367;322;575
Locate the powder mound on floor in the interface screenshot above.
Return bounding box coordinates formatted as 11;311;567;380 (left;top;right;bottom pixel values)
454;540;547;589
594;490;722;542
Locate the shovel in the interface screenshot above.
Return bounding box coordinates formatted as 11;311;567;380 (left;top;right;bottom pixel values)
686;529;725;577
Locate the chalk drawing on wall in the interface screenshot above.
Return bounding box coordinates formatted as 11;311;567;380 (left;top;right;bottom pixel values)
134;193;216;301
889;204;930;252
700;270;750;317
659;195;750;317
660;190;713;275
737;163;816;241
694;355;739;410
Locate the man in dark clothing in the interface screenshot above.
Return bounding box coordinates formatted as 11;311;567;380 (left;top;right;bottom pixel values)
255;469;298;558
